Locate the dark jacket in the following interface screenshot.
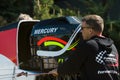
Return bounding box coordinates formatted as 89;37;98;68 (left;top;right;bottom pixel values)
58;36;119;80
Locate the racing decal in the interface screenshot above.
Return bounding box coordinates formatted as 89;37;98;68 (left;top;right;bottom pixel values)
37;36;79;51
95;49;119;75
95;50;106;65
95;50;118;66
36;24;81;57
34;27;58;34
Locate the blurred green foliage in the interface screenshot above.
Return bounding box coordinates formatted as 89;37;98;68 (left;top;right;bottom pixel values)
33;0;78;20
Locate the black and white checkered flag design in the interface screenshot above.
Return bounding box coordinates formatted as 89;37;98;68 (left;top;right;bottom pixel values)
96;50;107;65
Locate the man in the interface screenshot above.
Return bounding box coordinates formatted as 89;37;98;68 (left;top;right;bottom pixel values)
49;15;120;80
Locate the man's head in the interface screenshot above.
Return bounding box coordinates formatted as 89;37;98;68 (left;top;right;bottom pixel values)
81;15;104;40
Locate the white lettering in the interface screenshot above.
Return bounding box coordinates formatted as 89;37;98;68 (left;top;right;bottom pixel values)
34;27;58;34
98;70;119;75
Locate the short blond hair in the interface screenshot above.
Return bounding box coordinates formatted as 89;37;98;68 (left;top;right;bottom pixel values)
82;15;104;33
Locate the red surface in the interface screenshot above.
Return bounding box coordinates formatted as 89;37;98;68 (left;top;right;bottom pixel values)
0;28;17;64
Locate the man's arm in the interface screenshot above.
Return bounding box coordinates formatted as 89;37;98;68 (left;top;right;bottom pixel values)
57;43;91;75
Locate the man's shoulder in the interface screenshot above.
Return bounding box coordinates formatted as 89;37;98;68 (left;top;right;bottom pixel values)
86;39;98;46
84;39;99;50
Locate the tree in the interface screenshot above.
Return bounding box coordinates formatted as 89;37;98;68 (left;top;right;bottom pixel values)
33;0;78;20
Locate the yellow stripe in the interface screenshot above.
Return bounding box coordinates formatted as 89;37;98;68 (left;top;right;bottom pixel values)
44;40;79;50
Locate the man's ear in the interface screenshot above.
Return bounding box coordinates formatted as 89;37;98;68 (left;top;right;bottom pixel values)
90;29;96;37
89;28;93;34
